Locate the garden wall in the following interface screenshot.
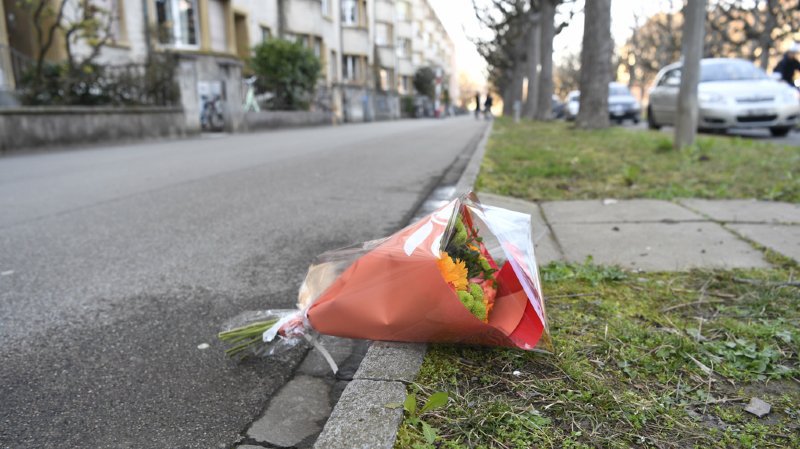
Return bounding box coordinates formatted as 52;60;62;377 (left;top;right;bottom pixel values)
243;110;333;130
0;106;187;153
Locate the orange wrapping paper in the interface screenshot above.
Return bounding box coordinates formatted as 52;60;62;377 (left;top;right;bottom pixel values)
303;193;551;351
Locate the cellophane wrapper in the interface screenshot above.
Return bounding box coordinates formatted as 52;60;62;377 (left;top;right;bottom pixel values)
290;191;552;352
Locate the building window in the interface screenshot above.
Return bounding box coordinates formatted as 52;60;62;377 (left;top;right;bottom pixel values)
155;0;200;47
375;23;392;46
96;0;127;43
342;0;366;26
397;75;410;94
342;55;360;81
379;69;394;91
329;50;337;81
341;0;358;25
321;0;330;16
396;38;411;58
395;1;411;21
260;26;271;42
312;36;323;58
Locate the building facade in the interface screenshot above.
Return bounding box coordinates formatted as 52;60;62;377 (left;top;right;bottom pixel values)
0;0;456;124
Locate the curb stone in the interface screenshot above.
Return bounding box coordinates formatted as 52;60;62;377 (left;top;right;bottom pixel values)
312;120;494;449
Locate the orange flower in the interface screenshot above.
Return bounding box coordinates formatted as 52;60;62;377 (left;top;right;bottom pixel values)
437;251;469;291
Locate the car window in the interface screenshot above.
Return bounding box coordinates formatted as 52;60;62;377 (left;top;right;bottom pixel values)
700;60;768;82
659;69;681;87
609;85;631;96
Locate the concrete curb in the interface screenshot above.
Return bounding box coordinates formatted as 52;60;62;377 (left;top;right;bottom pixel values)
312;120;494;449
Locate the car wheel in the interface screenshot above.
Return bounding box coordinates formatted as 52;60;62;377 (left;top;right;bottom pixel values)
647;106;660;130
769;126;791;137
633;117;640;125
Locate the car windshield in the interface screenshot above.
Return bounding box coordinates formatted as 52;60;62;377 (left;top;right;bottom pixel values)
609;85;631;96
700;61;768;82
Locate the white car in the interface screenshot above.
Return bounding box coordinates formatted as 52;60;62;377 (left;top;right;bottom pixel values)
609;82;641;124
565;90;580;120
563;85;641;123
647;58;800;136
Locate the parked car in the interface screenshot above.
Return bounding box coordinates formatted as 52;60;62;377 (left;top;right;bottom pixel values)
565;90;580;120
647;58;800;136
551;94;566;119
562;85;640;123
608;82;641;124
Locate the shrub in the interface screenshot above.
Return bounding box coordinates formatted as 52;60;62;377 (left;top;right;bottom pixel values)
413;66;436;100
250;39;321;110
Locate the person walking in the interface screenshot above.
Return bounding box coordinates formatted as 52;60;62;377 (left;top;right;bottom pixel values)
474;92;482;119
774;42;800;87
483;93;493;120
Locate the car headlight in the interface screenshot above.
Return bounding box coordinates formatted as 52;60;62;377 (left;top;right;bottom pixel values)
698;92;725;104
781;89;800;104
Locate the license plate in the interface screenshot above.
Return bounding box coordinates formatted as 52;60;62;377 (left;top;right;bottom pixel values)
744;108;772;116
612;106;624;115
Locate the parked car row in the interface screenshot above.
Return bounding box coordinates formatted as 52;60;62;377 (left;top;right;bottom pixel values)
648;58;800;136
562;83;641;124
556;58;800;137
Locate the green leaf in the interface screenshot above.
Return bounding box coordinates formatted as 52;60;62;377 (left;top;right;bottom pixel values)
420;391;449;413
384;402;403;409
404;393;417;415
421;421;436;444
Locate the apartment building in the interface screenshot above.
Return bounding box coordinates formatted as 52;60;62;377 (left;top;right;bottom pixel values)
1;0;456;122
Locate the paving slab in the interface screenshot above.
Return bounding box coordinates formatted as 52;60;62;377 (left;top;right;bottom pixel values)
542;199;703;224
313;379;406;449
248;375;331;447
727;224;800;262
551;222;770;271
679;199;800;224
354;341;426;383
477;192;564;265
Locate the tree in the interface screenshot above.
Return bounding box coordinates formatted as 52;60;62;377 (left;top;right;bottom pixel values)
674;0;707;149
554;51;581;97
17;0;115;81
522;13;541;118
534;0;558;120
251;39;321;110
413;66;436;99
707;0;800;69
472;0;529;116
576;0;612;129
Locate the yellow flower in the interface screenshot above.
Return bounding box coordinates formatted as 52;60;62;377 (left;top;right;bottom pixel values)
437;251;469;291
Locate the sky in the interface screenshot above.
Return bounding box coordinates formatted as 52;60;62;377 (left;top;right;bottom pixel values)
430;0;682;88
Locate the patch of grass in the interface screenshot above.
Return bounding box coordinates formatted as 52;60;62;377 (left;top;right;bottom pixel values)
475;118;800;202
395;261;800;448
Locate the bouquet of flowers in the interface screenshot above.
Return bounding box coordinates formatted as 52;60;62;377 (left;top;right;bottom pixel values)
219;192;551;366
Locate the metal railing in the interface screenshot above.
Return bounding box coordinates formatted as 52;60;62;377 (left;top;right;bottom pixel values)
0;49;181;107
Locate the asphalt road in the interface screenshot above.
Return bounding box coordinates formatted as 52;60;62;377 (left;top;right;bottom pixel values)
0;117;488;449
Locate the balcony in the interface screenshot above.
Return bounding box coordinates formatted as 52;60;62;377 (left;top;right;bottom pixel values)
342;27;370;55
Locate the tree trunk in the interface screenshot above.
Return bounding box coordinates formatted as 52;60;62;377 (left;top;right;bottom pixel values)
758;0;777;69
674;0;706;150
504;57;525;116
523;14;540;118
576;0;612;129
534;0;556;120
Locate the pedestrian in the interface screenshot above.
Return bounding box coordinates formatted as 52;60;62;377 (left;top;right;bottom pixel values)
483;93;493;120
474;91;482;119
774;42;800;87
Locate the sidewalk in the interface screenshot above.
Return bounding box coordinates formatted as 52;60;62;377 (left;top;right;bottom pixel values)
479;193;800;270
309;193;799;449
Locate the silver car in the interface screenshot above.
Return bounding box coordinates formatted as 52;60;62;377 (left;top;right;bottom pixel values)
563;85;641;123
647;58;800;136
